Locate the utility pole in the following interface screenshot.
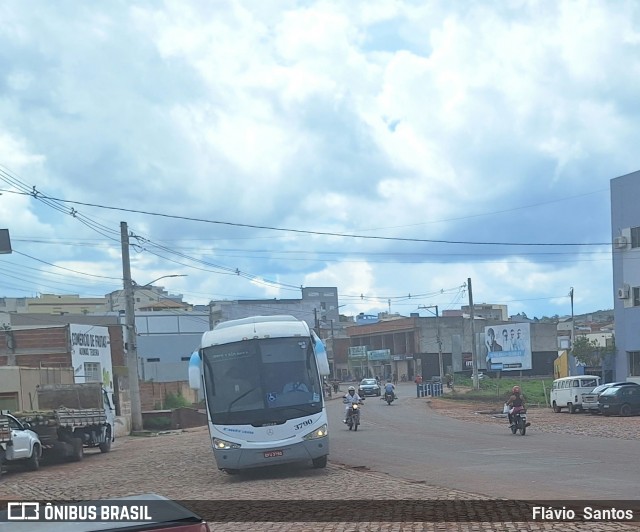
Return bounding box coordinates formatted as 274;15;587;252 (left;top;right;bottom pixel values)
330;319;335;379
468;278;479;390
418;304;444;380
208;301;215;330
121;222;143;433
569;287;574;377
435;305;444;381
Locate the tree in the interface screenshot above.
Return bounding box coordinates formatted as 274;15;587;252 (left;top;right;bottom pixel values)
572;336;616;371
572;336;600;367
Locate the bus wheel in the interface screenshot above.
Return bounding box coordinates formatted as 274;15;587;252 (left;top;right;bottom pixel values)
312;456;327;469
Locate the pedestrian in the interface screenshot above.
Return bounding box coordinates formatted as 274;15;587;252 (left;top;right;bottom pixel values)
392;372;398;385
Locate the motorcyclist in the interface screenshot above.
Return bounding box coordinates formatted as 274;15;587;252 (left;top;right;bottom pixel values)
383;379;396;399
343;386;363;423
506;385;531;427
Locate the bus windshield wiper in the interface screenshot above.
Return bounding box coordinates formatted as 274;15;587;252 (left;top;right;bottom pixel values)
227;387;258;414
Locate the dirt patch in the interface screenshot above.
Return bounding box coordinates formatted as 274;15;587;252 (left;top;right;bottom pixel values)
428;397;640;440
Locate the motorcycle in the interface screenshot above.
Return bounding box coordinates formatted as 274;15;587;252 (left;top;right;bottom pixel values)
509;407;529;436
345;402;363;431
383;391;395;405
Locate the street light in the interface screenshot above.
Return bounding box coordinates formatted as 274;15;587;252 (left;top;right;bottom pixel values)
133;274;187;288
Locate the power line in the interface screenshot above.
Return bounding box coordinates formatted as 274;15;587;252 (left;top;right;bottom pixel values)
13;251;122;280
0;188;613;247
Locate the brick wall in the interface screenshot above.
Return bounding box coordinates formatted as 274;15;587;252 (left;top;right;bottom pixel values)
0;327;71;367
0;325;125;371
139;381;198;411
1;327;68;352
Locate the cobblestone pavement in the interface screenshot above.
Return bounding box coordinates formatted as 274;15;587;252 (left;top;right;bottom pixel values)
1;425;638;531
427;396;640;440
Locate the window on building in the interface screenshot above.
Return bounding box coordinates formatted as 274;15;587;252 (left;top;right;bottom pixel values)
147;357;160;362
0;392;18;411
84;362;102;382
629;352;640;376
633;287;640;307
180;357;190;361
631;227;640;248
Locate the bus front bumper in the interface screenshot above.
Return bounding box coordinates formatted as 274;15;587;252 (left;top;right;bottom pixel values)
212;436;329;470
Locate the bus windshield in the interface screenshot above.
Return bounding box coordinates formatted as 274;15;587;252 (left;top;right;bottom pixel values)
202;336;322;425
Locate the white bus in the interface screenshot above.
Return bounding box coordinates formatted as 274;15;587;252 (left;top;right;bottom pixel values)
189;315;330;474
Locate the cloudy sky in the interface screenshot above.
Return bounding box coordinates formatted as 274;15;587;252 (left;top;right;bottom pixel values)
0;0;638;321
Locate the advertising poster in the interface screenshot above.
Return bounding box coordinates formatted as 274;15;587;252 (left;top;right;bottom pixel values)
485;323;532;371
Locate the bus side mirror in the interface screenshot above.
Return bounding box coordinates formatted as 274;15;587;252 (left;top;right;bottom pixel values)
189;351;201;390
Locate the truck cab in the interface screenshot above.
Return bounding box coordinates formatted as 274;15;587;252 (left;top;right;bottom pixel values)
0;411;42;472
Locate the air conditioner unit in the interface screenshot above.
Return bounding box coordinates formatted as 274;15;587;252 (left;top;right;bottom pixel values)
614;236;628;249
617;285;630;299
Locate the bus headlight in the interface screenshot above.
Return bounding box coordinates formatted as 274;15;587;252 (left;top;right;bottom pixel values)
213;438;241;450
303;424;328;440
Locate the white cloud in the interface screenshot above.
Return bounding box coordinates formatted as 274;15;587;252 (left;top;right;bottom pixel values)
0;0;637;318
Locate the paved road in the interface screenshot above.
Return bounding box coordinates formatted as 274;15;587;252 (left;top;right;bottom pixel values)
0;385;638;531
330;382;640;499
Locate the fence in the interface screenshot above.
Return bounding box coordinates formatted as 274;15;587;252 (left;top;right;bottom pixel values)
416;383;443;397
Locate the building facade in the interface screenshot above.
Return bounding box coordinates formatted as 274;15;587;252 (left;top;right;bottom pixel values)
0;294;107;319
106;286;191;312
611;170;640;380
207;286;340;332
345;316;559;381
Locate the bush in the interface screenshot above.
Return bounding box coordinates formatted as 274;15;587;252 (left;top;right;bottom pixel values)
163;392;191;409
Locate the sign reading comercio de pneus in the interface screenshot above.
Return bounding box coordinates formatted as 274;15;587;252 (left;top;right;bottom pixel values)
69;324;113;392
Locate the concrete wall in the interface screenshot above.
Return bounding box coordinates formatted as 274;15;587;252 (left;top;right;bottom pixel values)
139;381;198;411
0;366;74;411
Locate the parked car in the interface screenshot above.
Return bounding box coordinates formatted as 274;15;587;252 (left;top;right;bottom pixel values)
358;378;381;397
598;385;640;416
0;412;42;474
581;382;640;413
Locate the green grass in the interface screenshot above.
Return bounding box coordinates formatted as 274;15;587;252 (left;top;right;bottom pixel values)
447;375;553;406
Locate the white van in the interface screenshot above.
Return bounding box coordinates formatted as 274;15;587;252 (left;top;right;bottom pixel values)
550;375;601;413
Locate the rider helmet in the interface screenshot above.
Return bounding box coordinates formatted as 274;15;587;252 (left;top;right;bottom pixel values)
348;386;355;392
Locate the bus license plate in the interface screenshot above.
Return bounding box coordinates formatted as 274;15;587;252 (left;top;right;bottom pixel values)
264;450;283;458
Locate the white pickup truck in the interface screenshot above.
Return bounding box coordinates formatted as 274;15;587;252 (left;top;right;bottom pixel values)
0;411;42;473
